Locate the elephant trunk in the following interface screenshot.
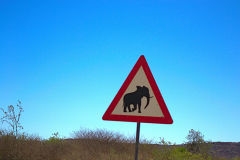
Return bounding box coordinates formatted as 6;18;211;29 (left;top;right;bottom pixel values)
144;96;153;109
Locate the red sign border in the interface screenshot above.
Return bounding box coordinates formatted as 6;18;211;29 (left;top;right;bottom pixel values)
102;55;173;124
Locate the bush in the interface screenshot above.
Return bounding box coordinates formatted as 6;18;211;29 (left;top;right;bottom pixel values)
185;129;212;157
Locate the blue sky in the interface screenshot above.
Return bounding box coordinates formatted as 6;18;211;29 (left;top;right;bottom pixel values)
0;0;239;143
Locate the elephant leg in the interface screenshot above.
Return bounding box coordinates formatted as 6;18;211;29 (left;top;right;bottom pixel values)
132;104;137;111
138;101;142;113
123;105;127;112
128;105;132;112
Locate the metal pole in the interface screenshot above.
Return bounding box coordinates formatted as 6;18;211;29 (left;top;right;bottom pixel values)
134;122;140;160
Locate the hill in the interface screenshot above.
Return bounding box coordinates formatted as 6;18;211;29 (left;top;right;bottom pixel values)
210;142;240;159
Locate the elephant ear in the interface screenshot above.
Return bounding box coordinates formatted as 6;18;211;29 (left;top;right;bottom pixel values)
143;86;149;93
136;86;142;90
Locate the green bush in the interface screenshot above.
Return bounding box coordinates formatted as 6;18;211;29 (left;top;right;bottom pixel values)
47;132;62;144
152;137;213;160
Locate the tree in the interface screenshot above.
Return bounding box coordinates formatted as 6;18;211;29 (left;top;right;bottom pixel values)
0;100;24;136
186;129;205;153
185;129;211;156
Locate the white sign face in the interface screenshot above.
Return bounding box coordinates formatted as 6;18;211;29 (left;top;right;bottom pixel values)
112;66;164;117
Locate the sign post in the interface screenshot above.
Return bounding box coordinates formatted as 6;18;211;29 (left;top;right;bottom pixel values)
102;55;173;159
135;122;140;160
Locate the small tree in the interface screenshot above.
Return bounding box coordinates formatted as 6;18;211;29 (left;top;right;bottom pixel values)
185;129;211;156
0;100;24;136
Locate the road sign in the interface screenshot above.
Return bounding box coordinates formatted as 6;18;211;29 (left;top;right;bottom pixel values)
102;55;173;124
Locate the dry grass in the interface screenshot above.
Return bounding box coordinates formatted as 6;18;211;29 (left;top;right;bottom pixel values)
0;129;239;160
0;129;154;160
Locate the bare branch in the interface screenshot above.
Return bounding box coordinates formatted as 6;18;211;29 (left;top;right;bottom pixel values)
0;100;24;136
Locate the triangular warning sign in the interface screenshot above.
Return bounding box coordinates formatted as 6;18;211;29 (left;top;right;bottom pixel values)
102;55;173;124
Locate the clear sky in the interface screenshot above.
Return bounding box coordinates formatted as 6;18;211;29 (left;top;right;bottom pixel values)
0;0;239;144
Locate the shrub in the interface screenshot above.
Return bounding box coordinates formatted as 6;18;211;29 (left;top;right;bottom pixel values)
185;129;212;157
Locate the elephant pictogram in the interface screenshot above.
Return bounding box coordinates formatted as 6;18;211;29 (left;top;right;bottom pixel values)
123;86;153;113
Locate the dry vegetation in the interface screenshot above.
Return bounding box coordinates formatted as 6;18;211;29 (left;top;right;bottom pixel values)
0;129;240;160
0;129;151;160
